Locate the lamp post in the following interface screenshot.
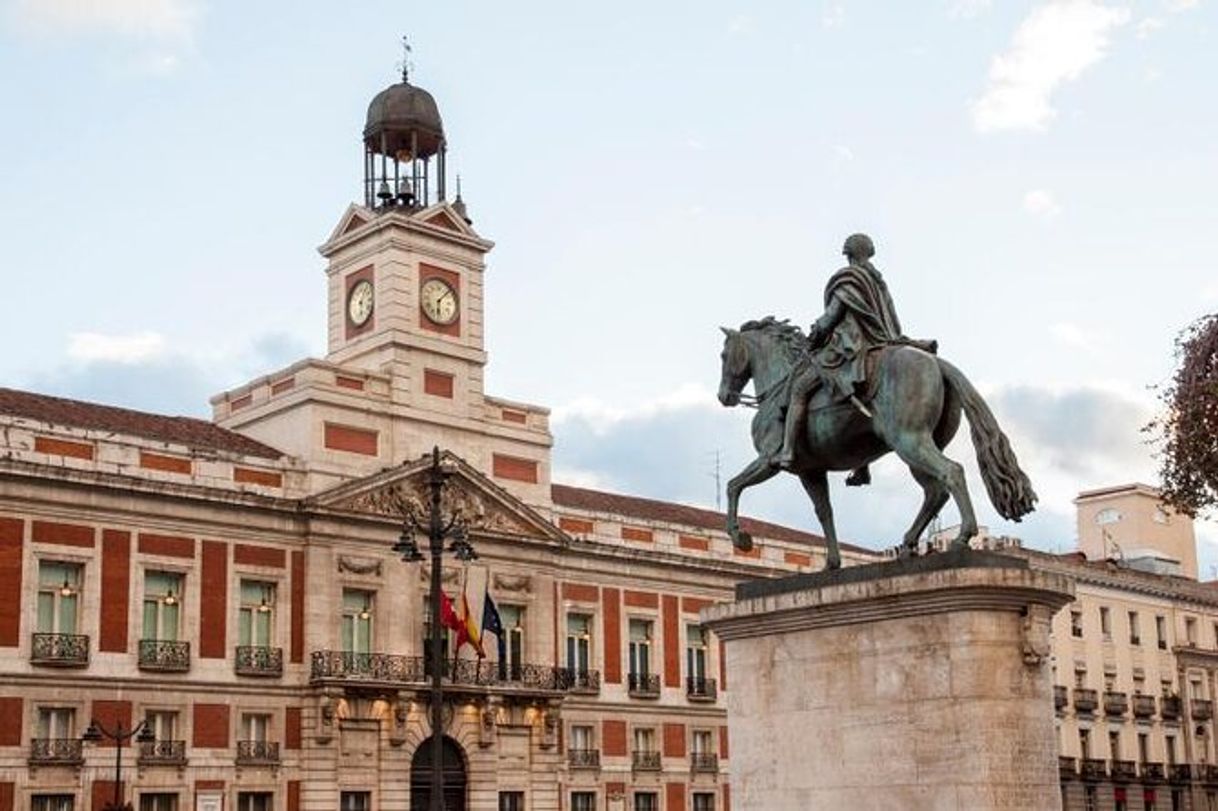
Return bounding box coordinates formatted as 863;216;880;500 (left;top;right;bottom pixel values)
81;718;155;811
392;446;475;811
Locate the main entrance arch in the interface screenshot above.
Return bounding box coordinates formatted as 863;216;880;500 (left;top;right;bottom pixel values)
410;735;467;811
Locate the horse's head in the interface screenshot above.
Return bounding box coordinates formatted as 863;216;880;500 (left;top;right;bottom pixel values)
717;326;751;406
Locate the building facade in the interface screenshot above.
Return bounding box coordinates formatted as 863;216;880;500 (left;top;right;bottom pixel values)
1;71;1216;811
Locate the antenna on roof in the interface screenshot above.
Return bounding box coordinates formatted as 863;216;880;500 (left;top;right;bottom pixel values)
708;450;722;511
398;35;413;83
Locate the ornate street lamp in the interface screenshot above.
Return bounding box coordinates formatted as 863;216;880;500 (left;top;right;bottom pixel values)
392;446;475;811
81;718;156;811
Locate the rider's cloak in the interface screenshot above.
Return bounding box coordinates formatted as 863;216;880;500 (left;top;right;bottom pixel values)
815;262;903;400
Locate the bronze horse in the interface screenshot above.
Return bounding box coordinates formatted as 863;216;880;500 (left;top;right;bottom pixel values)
717;317;1036;569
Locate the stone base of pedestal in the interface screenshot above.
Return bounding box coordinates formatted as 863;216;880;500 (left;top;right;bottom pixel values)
702;549;1074;811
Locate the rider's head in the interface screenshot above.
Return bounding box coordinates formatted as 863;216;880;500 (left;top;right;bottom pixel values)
842;233;875;264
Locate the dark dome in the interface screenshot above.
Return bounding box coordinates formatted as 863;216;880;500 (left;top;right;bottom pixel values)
363;81;445;159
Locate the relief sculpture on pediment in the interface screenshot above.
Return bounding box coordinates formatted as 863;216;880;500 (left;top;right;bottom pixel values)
336;477;533;537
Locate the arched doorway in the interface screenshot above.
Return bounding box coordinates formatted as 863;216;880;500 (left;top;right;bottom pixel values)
410;735;467;811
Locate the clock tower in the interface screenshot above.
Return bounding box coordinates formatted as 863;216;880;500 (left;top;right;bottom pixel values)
212;65;554;505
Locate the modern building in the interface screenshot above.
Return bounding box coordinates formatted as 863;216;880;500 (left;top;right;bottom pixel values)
1;67;1215;811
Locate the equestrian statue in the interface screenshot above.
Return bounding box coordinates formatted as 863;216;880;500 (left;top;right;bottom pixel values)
717;233;1036;569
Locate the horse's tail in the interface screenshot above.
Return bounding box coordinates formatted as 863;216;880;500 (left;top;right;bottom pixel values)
938;358;1037;521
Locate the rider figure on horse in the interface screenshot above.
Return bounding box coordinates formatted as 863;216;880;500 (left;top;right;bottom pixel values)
773;233;934;477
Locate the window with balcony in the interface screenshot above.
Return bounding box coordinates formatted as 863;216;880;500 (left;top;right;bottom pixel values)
341;589;374;654
1157;615;1169;649
1167;735;1178;765
236;794;273;811
31;797;74;811
340;792;370;811
238;713;277;764
633;727;660;770
570;793;596;811
692;728;717;772
693;794;716;811
628;619;657;695
1139;734;1150;763
566;613;592;676
1071;611;1083;638
34;561;86;665
686;623;714;699
498;792;525;811
237;581;280;675
1110;730;1121;759
1079;728;1091;760
141;710;183;764
634;792;658;811
1129;611;1140;645
143;571;182;641
32;707;80;764
1100;607;1112;640
498;605;525;681
139;795;178;811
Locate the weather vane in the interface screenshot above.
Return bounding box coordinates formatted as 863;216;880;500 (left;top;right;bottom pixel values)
398;35;413;83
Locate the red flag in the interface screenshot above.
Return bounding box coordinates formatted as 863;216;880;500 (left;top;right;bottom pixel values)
439;591;462;634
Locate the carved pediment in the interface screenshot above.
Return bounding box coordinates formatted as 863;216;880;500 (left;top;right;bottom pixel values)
309;451;567;546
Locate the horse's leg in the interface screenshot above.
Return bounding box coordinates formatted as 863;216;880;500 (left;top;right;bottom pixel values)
725;456;780;551
902;468;950;552
888;435;978;550
798;470;840;570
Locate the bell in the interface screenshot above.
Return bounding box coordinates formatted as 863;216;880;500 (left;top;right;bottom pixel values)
397;180;414;205
376;180;393;201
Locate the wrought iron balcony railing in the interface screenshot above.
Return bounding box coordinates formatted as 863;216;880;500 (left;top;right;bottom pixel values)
1073;688;1098;714
1110;760;1137;781
29;738;83;765
686;676;717;702
309;651;573;693
1104;691;1128;717
1192;698;1214;721
1054;685;1068;711
138;740;186;765
1059;756;1077;779
1080;758;1107;781
627;672;661;698
139;639;190;672
235;646;283;677
236;740;280;765
1162;696;1183;720
1202;764;1218;784
1133;694;1157;718
30;633;89;667
691;752;719;773
632;751;662;771
565;669;601;695
568;749;601;769
1141;762;1165;782
1169;764;1193;783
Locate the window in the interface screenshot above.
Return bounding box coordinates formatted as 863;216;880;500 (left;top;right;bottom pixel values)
1074;669;1087;689
1134;674;1146;694
341;589;374;653
241;713;271;743
1100;607;1111;639
1139;733;1150;763
1157;615;1169;649
693;729;714;755
37;706;75;740
1110;730;1121;760
1193;679;1207;701
693;794;716;811
236;794;273;811
341;792;371;811
1187;617;1198;646
687;623;708;681
498;605;525;680
139;795;178;811
1129;611;1140;645
629;619;652;677
498;792;525;811
634;793;658;811
145;710;177;741
570;724;594;752
571;793;596;811
238;580;275;648
37;561;81;634
31;798;74;811
566;613;592;674
1167;735;1178;765
143;571;182;641
1079;728;1091;760
1071;611;1083;638
634;727;655;753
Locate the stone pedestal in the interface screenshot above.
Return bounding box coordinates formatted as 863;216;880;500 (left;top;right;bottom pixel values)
702;550;1074;811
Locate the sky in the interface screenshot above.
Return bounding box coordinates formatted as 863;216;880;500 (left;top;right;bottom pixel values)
1;0;1215;567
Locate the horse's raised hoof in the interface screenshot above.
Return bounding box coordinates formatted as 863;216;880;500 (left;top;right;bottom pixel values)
949;535;972;552
732;530;754;552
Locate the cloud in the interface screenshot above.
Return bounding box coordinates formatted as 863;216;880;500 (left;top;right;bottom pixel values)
727;14;754;35
10;0;200;40
821;2;845;28
1136;17;1165;38
1050;322;1104;352
950;0;992;19
1023;188;1063;218
972;1;1131;133
1165;0;1198;11
67;331;167;364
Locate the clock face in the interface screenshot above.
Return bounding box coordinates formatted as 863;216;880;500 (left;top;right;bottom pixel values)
420;278;459;325
347;279;374;327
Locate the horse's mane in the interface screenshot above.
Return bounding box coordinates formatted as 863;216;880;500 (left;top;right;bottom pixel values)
739;316;806;364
